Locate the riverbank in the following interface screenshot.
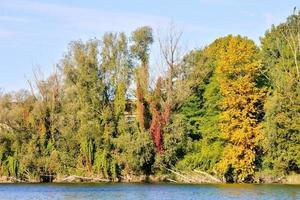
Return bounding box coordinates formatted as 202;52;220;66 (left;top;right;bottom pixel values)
1;173;299;184
0;175;176;184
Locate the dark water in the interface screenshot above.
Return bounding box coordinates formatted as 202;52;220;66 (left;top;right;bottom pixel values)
0;183;299;200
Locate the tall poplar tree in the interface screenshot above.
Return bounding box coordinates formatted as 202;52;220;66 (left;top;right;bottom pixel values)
130;26;153;132
61;40;103;174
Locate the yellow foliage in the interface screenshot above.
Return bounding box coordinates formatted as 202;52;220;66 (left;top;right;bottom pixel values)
215;35;265;182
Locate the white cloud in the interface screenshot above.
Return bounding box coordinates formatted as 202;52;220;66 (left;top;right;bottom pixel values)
0;0;207;35
0;30;17;38
0;0;168;32
0;16;30;23
241;11;256;17
264;12;276;26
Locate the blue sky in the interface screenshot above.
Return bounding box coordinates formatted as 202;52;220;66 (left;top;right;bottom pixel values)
0;0;299;91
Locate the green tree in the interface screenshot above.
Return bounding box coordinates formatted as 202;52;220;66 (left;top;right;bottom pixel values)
61;39;103;174
177;38;227;173
261;12;300;174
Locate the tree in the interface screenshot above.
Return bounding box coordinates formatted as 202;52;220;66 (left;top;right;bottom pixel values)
158;23;183;122
149;24;185;153
97;32;132;178
130;26;153;132
61;39;103;174
215;35;265;182
261;11;300;174
177;38;225;173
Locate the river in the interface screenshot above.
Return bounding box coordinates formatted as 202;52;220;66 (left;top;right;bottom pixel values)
0;183;299;200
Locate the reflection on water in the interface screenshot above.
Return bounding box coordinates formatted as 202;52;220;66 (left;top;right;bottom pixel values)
0;183;299;200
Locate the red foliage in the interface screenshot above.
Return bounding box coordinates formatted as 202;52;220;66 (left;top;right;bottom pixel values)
148;78;174;154
150;106;163;153
149;78;174;154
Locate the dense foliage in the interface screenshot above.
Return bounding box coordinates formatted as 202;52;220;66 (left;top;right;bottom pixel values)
0;12;299;183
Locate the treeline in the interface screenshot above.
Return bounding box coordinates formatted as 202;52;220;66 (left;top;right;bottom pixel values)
0;12;299;183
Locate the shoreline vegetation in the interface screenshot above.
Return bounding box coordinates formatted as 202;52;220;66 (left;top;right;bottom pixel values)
0;11;299;185
0;174;299;184
0;169;300;184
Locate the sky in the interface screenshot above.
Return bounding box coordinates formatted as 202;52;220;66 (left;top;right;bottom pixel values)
0;0;299;91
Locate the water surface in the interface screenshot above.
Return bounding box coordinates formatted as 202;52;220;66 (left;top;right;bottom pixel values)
0;183;299;200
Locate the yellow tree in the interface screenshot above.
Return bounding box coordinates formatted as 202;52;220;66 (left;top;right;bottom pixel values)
216;35;265;182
